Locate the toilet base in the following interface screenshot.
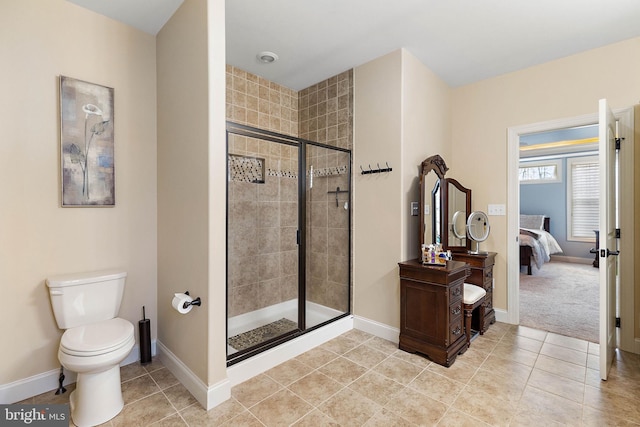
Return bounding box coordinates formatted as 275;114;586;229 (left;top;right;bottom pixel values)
70;364;124;427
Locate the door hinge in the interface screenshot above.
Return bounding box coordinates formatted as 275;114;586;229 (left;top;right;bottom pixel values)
615;137;625;150
616;317;621;328
616;228;621;238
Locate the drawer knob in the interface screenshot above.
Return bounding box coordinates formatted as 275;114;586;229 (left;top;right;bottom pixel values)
451;306;461;315
452;326;461;336
452;287;461;297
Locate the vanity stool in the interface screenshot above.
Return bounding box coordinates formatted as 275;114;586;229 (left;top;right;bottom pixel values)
463;283;486;347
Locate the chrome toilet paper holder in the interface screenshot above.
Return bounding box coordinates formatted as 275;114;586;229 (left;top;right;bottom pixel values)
182;291;202;309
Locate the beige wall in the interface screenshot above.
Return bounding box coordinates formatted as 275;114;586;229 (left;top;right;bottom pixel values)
353;49;452;328
0;0;157;385
157;0;218;385
353;51;403;327
401;51;453;261
156;0;227;388
451;37;640;326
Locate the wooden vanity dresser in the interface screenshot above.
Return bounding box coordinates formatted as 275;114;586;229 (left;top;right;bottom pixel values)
398;259;470;367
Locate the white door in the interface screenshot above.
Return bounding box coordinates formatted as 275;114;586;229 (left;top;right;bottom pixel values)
599;99;618;380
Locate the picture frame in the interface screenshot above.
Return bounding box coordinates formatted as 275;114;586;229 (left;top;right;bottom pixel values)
59;76;115;206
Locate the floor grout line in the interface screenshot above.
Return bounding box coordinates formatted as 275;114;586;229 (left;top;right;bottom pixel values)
25;323;640;426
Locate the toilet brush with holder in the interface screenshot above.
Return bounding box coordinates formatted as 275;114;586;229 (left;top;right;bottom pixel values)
139;306;152;365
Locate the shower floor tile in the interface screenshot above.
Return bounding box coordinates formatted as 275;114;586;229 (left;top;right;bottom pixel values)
228;318;298;352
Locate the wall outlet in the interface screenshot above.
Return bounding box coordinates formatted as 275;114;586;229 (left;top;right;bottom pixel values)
488;204;506;215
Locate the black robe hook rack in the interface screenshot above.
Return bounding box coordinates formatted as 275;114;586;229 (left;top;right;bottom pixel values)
360;162;392;175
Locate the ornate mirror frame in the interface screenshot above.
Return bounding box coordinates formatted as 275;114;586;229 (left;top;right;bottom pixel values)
420;155;448;249
419;155;472;253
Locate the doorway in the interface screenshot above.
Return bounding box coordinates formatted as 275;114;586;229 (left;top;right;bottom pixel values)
506;107;635;352
518;125;599;342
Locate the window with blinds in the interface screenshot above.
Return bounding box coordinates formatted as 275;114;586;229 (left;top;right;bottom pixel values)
567;155;599;242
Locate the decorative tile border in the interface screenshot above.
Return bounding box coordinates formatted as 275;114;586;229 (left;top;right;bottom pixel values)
267;168;298;179
308;165;348;178
229;155;347;183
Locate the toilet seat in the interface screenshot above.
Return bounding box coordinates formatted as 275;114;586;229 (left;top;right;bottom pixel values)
60;318;134;357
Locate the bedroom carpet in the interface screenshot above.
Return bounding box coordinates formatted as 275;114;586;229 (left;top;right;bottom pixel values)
519;260;599;343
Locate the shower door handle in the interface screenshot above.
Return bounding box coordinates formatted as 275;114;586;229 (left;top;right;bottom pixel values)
297;230;300;245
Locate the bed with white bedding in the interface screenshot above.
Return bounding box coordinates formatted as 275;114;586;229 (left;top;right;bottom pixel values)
519;215;563;275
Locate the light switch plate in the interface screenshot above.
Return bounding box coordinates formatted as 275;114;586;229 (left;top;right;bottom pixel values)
411;201;419;216
488;204;506;215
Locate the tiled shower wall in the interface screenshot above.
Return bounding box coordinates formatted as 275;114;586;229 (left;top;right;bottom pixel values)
226;65;353;317
298;71;353;149
225;65;298;137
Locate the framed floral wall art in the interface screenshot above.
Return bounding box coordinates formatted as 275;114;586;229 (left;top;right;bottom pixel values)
59;76;115;206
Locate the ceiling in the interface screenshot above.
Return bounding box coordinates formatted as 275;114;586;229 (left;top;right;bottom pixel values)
69;0;640;91
66;0;183;35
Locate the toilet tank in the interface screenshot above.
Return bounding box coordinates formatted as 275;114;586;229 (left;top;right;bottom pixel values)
46;270;127;329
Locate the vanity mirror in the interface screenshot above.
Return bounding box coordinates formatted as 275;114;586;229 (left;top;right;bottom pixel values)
419;155;472;253
467;211;490;254
442;178;472;252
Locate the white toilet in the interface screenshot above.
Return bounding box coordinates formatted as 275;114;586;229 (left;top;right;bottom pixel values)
46;270;135;427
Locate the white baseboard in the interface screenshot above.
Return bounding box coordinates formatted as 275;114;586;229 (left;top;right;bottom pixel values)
550;255;593;265
156;340;229;410
353;315;399;344
0;341;156;405
0;368;76;405
494;308;511;324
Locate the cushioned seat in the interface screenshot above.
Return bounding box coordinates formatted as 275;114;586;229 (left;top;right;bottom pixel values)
463;283;487;347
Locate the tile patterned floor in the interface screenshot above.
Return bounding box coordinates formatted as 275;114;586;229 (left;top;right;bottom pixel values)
24;322;640;426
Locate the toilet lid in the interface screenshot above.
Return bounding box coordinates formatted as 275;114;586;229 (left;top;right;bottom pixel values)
60;318;134;357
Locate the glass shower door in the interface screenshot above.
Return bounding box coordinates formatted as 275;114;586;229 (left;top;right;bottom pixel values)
305;144;351;328
226;129;300;358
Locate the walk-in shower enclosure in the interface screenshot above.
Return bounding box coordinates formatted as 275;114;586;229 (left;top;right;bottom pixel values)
226;122;351;364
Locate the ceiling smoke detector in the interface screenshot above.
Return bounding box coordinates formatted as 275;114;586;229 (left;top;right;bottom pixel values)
256;51;278;64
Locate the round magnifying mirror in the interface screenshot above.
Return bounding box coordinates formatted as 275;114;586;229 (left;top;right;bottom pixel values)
467;211;490;254
451;210;467;240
